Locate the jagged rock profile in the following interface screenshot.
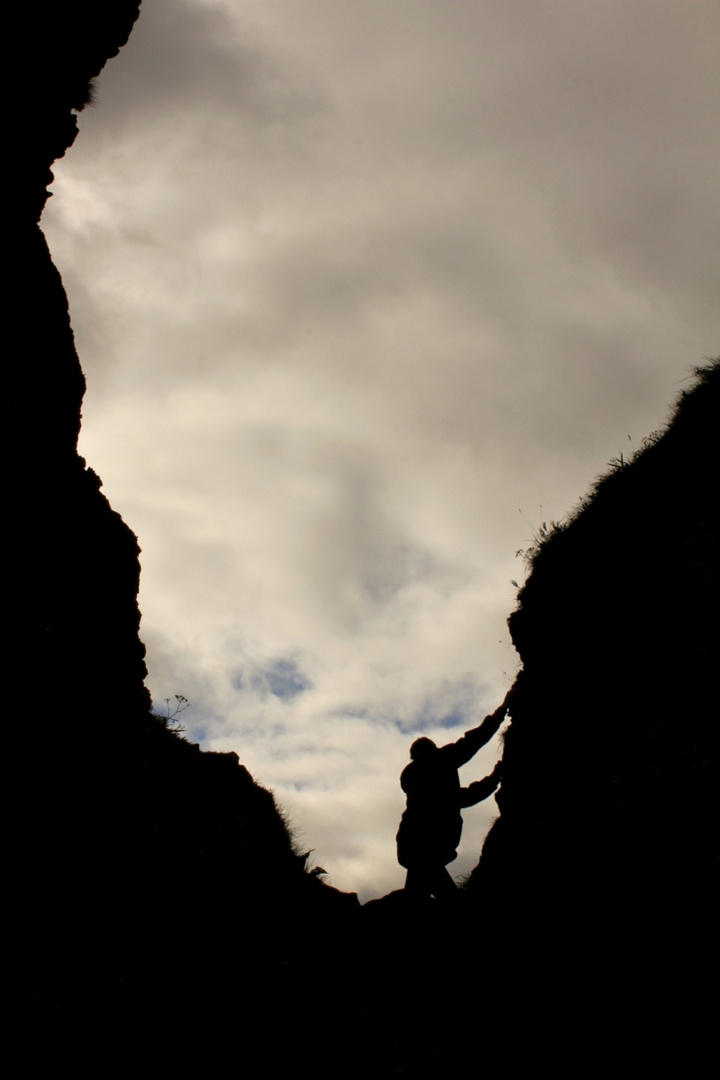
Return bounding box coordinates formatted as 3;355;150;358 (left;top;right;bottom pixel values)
9;2;149;734
5;6;360;1069
463;360;719;1069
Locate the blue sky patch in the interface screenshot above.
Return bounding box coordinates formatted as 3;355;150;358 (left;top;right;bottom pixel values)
393;679;486;735
263;657;312;701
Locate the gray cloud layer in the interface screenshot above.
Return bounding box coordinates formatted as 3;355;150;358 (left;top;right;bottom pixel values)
44;0;719;897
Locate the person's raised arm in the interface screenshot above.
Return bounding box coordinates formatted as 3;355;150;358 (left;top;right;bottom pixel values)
447;688;515;767
459;762;503;807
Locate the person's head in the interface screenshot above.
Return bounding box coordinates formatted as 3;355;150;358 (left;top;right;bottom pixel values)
410;737;437;761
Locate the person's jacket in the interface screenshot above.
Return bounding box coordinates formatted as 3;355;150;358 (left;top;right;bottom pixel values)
395;711;503;869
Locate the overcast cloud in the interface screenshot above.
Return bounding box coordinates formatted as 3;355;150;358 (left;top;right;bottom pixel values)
44;0;719;898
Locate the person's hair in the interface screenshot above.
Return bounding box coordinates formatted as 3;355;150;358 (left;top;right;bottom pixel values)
410;737;437;760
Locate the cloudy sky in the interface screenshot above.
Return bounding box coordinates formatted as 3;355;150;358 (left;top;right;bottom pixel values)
44;0;719;899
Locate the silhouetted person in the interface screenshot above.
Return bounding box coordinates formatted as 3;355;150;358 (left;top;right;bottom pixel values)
396;696;509;900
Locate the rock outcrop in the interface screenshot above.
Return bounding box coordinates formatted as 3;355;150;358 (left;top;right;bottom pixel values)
6;8;360;1068
465;360;719;1069
9;1;149;738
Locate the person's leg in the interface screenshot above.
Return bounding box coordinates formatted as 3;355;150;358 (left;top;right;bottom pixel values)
404;866;433;900
430;867;458;901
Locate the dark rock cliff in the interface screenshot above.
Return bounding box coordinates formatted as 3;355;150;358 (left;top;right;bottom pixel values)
9;1;149;735
464;360;719;1069
5;8;360;1068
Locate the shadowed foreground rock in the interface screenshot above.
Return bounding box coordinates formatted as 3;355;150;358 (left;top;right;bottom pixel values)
462;358;719;1070
5;6;361;1069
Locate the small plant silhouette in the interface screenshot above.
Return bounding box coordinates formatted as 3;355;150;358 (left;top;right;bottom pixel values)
514;508;563;568
300;849;328;877
154;694;190;733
